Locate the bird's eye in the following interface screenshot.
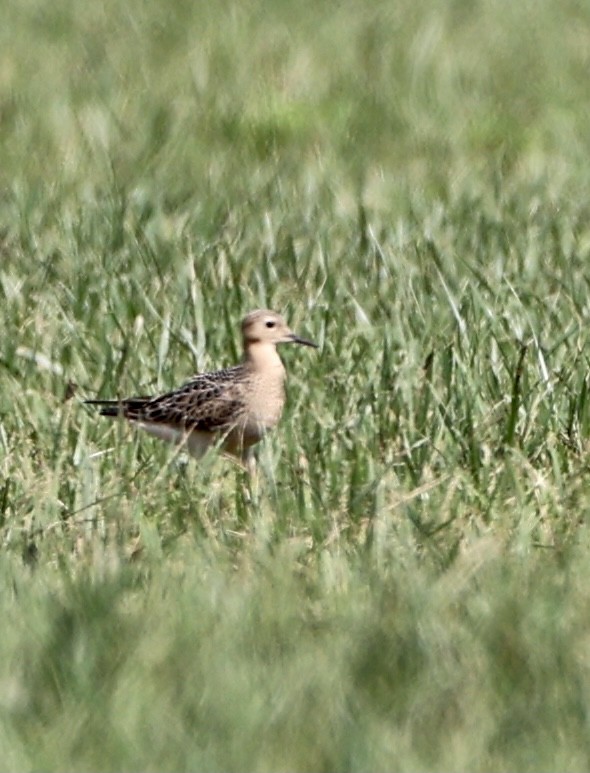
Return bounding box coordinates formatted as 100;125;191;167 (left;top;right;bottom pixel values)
265;320;276;328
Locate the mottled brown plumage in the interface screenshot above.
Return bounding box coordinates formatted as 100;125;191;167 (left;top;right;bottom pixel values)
85;309;317;465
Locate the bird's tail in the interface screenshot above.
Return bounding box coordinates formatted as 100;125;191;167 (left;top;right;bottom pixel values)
84;397;152;419
84;399;123;417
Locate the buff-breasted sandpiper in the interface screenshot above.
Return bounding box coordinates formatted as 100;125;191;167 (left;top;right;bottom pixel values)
85;309;317;466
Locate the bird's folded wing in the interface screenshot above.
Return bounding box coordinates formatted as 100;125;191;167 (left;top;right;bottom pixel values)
123;372;246;432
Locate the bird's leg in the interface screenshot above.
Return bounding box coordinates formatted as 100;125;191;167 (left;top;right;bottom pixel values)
238;447;260;507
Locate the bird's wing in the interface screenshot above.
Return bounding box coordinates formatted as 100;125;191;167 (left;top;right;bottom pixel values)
88;366;247;433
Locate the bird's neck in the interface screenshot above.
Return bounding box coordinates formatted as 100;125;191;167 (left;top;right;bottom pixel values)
243;342;286;376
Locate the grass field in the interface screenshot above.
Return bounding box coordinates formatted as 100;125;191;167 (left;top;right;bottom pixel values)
3;0;590;770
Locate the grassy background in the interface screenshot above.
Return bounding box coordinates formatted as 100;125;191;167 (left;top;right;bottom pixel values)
2;0;590;769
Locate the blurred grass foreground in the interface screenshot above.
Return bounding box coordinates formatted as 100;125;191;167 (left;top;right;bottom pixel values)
3;0;590;770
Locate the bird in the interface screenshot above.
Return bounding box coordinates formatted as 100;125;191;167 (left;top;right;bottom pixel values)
85;309;317;467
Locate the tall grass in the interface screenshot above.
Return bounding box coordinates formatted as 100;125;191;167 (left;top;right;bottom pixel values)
2;0;590;770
